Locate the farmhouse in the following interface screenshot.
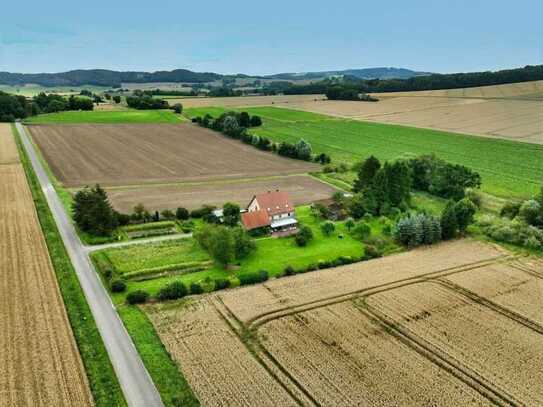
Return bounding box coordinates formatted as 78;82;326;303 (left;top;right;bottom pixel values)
241;190;298;236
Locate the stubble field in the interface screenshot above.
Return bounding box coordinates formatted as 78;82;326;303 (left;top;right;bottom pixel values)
146;240;543;406
29;123;318;188
0;125;93;406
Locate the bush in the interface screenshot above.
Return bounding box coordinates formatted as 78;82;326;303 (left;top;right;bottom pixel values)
351;222;371;241
157;281;187;301
363;245;382;260
190;205;215;218
190;282;204;295
465;188;482;208
110;280;126;293
284;265;296;276
238;270;269;286
175;207;189;220
295;225;314;247
519;200;541;226
250;115;262;127
214;278;231;290
172;103;183;114
320;221;335;236
160;209;175;220
500;201;521;219
126;290;150;305
318;260;331;269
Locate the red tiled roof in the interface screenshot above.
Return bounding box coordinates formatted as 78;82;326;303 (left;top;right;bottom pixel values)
253;191;294;216
241;210;270;230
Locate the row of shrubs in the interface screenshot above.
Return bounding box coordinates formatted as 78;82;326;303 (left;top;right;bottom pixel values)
192;111;331;164
123;243;387;305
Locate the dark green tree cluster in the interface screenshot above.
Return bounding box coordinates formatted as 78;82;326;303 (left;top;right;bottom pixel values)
440;198;478;239
222;202;241;227
277;139;313;161
325;85;378;101
72;185;118;236
193;224;255;268
351;157;412;218
408;155;481;200
394;213;442;248
125;95;170;110
32;92;94;114
0;91;36;121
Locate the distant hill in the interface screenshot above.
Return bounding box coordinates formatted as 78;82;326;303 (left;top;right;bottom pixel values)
265;67;431;81
0;69;222;88
0;67;427;88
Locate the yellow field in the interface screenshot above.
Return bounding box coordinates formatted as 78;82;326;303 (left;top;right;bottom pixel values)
0;124;93;406
146;240;543;406
178;81;543;144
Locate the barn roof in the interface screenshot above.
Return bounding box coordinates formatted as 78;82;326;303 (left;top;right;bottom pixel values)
253;191;294;216
241;210;270;230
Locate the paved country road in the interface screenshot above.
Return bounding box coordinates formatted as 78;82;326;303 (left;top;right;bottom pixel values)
16;123;164;407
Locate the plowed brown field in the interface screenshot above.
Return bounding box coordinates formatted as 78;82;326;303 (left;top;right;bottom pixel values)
29;123;318;188
147;240;543;406
105;174;337;212
0;129;93;406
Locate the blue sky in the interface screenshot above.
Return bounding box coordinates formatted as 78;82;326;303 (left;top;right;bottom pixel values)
1;1;541;75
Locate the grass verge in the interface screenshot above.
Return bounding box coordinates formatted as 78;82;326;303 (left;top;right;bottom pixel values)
12;124;127;407
118;305;199;407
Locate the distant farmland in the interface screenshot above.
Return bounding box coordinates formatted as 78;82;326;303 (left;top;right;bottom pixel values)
185;106;543;199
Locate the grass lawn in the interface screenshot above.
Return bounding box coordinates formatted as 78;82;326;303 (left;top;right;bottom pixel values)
13;125;127;406
184;106;543;199
25;109;186;124
95;205;398;303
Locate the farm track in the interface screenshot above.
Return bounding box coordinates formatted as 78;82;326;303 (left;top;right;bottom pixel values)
212;297;318;406
243;254;542;406
357;301;518;406
246;253;513;330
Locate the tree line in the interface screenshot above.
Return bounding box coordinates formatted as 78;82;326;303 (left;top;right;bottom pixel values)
276;64;543;95
0;91;95;122
192;111;331;164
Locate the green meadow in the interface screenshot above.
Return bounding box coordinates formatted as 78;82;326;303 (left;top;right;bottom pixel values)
25;109;185;124
185;106;543;199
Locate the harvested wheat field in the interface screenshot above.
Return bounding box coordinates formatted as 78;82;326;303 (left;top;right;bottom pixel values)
0;163;93;406
259;302;491;406
29;123;318;187
144;240;543;406
105;174;337;212
169;94;324;108
0;123;19;164
145;298;298;406
365;281;543;405
219;239;505;323
372;80;543;99
288;94;543;144
443;260;543;325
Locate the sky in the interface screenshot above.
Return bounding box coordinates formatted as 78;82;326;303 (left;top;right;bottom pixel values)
1;1;542;75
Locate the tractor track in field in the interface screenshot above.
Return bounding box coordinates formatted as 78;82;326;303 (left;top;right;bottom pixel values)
232;254;541;407
245;254;515;331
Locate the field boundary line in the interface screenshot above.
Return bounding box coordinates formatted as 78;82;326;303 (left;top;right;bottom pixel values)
245;253;515;330
211;297;317;406
357;300;519;406
435;278;543;335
